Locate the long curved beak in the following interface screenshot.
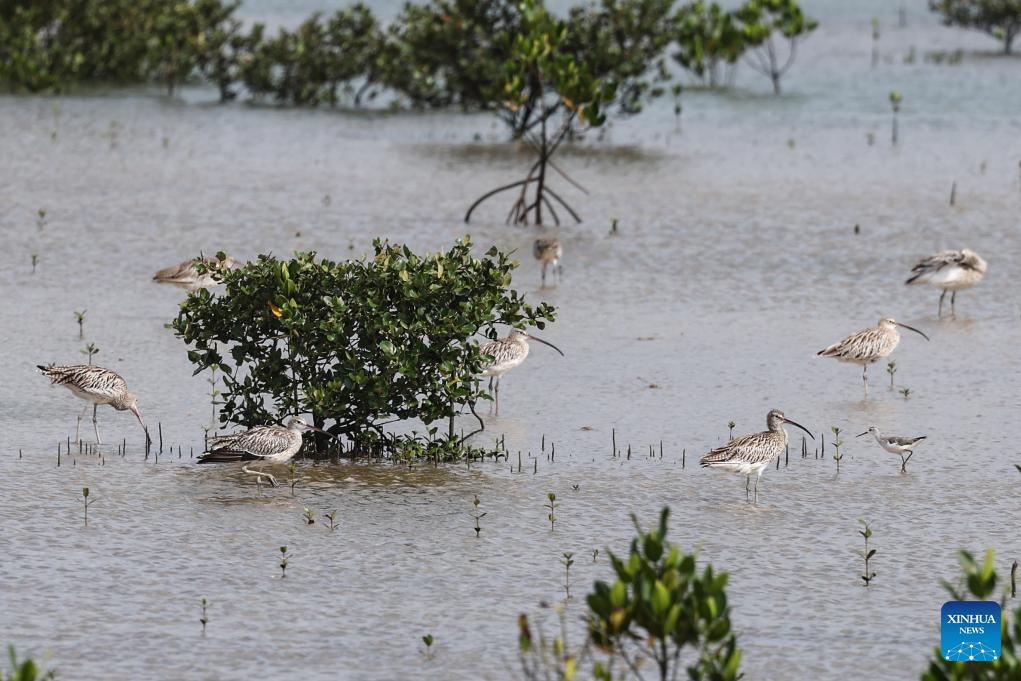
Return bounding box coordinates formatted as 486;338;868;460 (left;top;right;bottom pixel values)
525;333;564;356
130;405;151;444
856;431;870;438
896;321;930;341
783;416;815;440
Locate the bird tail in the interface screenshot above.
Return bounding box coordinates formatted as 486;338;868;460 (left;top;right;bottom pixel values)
197;450;245;464
699;448;731;467
905;271;925;285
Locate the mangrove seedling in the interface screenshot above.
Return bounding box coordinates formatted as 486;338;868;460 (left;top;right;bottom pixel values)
470;495;486;538
1012;560;1018;598
859;520;877;586
545;492;558;532
279;546;289;577
592;548;599;562
80;487;92;527
871;17;880;67
200;598;209;634
37;209;47;229
80;342;99;365
31;254;38;274
323;510;339;532
422;634;435;661
886;360;897;388
728;421;736;440
561;552;575;600
74;310;86;339
889;90;902;145
899;387;911;400
303;507;315;525
831;426;844;472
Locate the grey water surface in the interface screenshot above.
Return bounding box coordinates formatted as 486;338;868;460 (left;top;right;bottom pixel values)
2;1;1020;679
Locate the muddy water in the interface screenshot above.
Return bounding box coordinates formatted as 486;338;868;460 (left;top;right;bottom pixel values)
2;1;1021;679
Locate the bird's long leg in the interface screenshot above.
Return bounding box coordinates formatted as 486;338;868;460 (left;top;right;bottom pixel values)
901;451;914;473
938;289;947;318
487;377;494;415
556;262;562;284
242;464;277;487
75;403;89;444
862;365;869;396
951;291;957;316
494;376;501;416
754;473;761;502
745;475;750;500
540;262;547;288
92;404;102;445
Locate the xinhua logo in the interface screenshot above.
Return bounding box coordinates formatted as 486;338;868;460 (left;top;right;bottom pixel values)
941;601;1001;662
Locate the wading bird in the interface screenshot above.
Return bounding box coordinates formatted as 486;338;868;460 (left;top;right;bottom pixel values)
817;318;929;395
198;417;335;486
906;249;987;317
857;426;925;473
38;364;149;445
700;409;814;500
533;237;562;288
480;329;563;415
153;255;240;290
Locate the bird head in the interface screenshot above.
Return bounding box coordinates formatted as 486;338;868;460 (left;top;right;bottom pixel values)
879;318;930;341
857;426;879;438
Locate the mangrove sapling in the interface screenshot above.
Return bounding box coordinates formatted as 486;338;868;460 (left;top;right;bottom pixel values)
889;90;902;145
470;495;485;538
80;487;93;527
80;343;99;365
831;426;844;473
200;598;209;634
871;17;880;67
74;310;86;339
303;507;315;525
36;209;47;230
900;387;912;400
886;360;897;388
545;493;558;532
421;634;435;661
323;511;339;532
279;546;289;577
592;549;599;562
728;421;736;440
859;520;876;586
561;552;575;600
735;0;819;95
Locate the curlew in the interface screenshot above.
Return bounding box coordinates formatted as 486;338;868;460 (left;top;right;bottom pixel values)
153;255;240;290
38;364;149;445
480;329;563;415
198;417;334;486
700;409;814;500
906;249;986;317
533;237;562;288
857;426;925;473
817;317;929;395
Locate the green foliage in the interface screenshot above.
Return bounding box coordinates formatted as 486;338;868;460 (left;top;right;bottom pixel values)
735;0;818;94
922;549;1021;680
586;507;742;681
673;1;746;88
2;647;54;681
172;240;554;460
564;0;677;114
929;0;1021;54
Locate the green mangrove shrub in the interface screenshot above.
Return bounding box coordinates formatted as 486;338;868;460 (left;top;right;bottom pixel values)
673;1;746;88
921;549;1021;680
586;507;742;681
929;0;1021;54
735;0;818;95
172;240;554;459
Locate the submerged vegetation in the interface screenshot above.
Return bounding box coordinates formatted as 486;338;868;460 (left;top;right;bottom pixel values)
172;240;555;460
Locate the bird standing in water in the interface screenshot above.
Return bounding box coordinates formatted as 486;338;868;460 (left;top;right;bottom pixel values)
479;329;563;415
905;249;986;317
533;237;562;288
38;364;149;445
817;317;929;395
857;426;926;473
198;417;335;486
700;409;814;500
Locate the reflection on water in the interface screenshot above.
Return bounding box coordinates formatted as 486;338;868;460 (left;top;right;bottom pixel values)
2;1;1021;679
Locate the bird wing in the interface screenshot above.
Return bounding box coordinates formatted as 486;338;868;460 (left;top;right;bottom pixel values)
479;340;525;376
153;259;198;283
906;250;963;284
817;328;887;360
38;364;128;399
700;433;772;466
199;425;293;463
887;435;925;447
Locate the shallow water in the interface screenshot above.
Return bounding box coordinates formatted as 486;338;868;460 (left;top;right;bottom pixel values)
2;1;1021;679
